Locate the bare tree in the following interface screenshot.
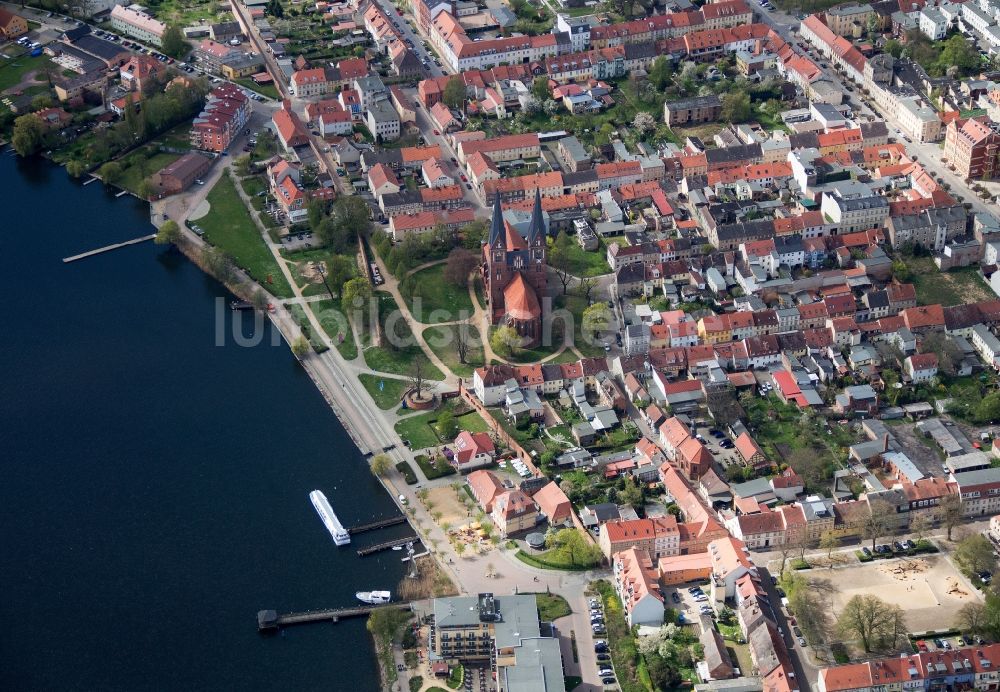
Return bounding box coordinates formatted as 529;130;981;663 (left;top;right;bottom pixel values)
938;494;964;541
409;360;428;399
456;320;470;365
577;277;597;302
792;531;811;565
777;540;795;579
909;513;932;542
820;532;839;560
958;602;988;637
862;499;895;551
837;594;908;653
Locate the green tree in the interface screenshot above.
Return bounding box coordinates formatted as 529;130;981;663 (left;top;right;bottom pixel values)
582;302;613;339
620;476;643;509
490;325;521;358
66;159;87;178
890;259;911;282
341;276;372;312
532;75;550;101
436;410;459;440
137;178;155;200
938;34;980;75
370;453;393;477
154;220;181;245
320;196;370;252
721;89;752;123
884;38;904;58
161;25;188;58
11;114;46;156
955;534;997;577
266;0;285;18
546;528;603;567
203;246;236;282
307;197;326;231
976;392;1000;424
461;219;489;250
99;161;123;184
324;254;356;294
290;334;310;357
443;76;466;111
649;56;673;91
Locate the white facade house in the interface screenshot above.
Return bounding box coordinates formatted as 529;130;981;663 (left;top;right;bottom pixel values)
920;7;950;40
110;5;166;46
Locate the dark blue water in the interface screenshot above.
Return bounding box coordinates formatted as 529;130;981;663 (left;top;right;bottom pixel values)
0;154;406;691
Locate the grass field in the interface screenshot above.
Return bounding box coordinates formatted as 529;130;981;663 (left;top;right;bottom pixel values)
363;292;445;380
0;54;54;92
908;256;993;307
401;264;475;324
558;237;612;278
422;324;485;378
312;299;357;360
198;175;293;298
236;78;279;101
396;412;442;449
118;151;181;194
358;373;408;410
533;593;572;621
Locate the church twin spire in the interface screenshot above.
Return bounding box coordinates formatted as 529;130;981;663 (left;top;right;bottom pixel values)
488;188;545;248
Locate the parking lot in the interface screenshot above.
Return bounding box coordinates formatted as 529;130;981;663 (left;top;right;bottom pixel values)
665;582;716;623
587;595;618;687
691;424;738;467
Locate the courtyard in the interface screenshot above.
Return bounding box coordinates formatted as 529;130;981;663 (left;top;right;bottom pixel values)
825;554;981;634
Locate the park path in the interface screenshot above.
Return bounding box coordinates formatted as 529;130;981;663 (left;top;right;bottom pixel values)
372;252;457;384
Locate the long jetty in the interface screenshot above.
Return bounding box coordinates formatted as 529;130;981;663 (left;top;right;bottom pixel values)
63;234;156;263
348;516;406;535
357;535;419;557
257;603;411;632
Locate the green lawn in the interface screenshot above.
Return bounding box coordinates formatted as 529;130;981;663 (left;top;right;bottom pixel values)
396;460;418;484
553;294;607;358
516;550;592;571
400;264;475;324
118;152;181;194
198;175;293;298
558;238;612;278
236;78;279;101
153;122;194;151
313;299;357;360
907;256;993;307
455;411;490;434
359;373;408;410
395;411;442;449
533;593;572;621
394;407;484;449
363;292;445;380
0;55;54;92
422;324;485;378
414;453;457;480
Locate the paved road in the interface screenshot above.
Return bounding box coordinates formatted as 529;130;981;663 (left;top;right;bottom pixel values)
371;0;448;77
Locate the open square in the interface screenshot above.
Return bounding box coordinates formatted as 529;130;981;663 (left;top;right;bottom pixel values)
825;555;982;633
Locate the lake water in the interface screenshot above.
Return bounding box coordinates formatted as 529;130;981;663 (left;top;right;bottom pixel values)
0;153;405;691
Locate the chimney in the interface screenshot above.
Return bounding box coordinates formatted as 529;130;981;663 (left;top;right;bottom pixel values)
883;433;890;452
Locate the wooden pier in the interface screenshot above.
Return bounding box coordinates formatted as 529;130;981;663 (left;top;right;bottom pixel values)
348;516;406;535
357;535;419;557
257;603;411;632
63;234;156;263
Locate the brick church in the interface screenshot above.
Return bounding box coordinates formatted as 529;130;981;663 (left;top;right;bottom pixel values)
482;190;548;346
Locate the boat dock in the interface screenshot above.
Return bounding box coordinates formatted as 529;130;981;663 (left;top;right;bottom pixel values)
348;516;406;535
257;603;411;632
63;234;156;263
83;176;99;185
357;535;419;557
115;189;130;197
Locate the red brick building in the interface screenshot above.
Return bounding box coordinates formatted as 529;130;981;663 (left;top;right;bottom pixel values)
943;116;1000;180
189;84;249;153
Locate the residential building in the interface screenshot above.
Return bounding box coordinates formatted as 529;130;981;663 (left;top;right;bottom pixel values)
613;547;665;627
944;117;1000;180
0;8;29;39
491;489;537;537
110;5;166;46
818;644;1000;692
365;96;400;142
190;85;250;153
664;95;723;127
430;593;565;692
450;431;495;471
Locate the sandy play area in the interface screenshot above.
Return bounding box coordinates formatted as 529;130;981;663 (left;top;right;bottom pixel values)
827;555;982;632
